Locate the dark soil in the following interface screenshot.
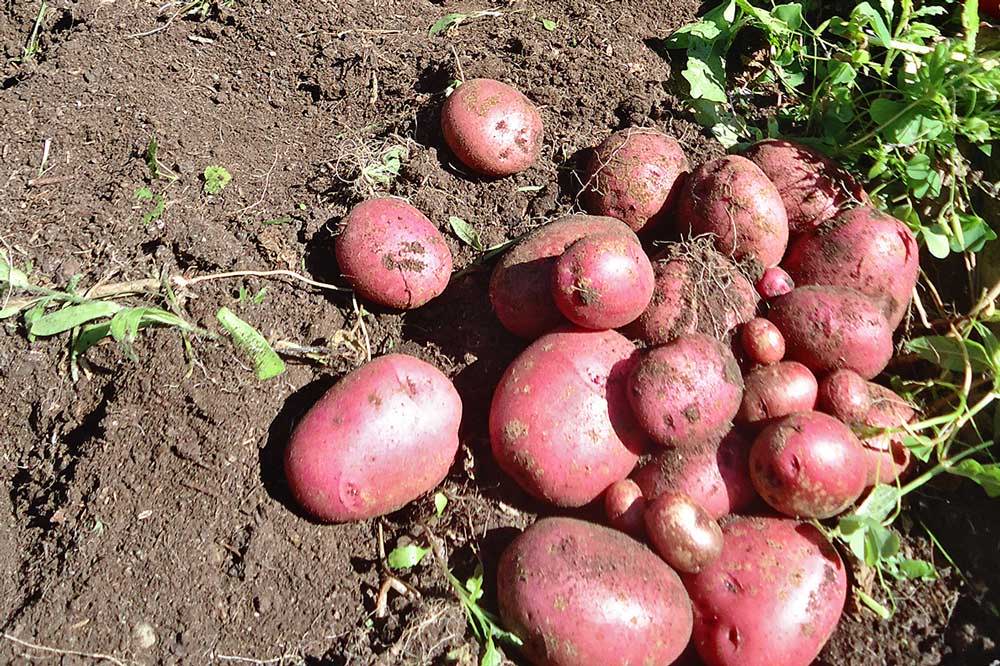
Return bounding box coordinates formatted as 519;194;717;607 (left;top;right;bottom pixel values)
0;0;998;664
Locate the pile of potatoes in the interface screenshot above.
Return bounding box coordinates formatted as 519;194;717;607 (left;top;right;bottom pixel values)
282;78;921;666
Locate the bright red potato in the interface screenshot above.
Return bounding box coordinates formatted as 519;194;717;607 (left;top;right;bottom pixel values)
604;478;647;538
755;266;794;299
737;361;818;427
817;369;873;425
740;317;785;365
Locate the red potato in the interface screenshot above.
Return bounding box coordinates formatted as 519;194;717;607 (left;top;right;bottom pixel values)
740;318;785;365
985;0;1000;19
860;384;915;486
284;354;461;522
490;214;637;338
755;266;794;299
684;515;847;666
336;198;452;309
490;327;648;507
628;334;744;448
632;429;757;520
676;155;789;270
552;232;655;329
743;138;868;234
581;128;690;234
498;517;693;666
440;78;543;177
645;493;723;574
767;285;893;379
737;361;818;427
750;411;867;519
782;205;919;327
604;479;647;538
817;369;872;425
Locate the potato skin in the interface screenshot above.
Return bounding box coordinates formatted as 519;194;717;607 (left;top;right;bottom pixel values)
676;155;789;269
684;515;847;666
740;317;785;365
737;361;818;427
604;478;647;538
755;266;794;299
750;411;867;519
284;354;461;523
490;214;637;338
645;492;723;574
628;334;744;447
490;328;648;507
817;369;872;424
826;382;914;486
581;128;689;234
767;285;893;379
441;78;543;177
336;198;453;309
497;517;693;666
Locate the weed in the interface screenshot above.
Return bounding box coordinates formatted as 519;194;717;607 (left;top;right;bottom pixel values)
429;10;505;37
236;285;267;305
144;137;178;181
216;307;285;380
449;216;485;251
331;138;409;198
135;187;165;226
203;165;232;195
21;0;47;61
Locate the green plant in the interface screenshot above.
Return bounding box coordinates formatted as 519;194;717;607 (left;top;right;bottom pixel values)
22;0;47;61
135;187;166;225
203;165;232;195
359;144;407;191
429;10;505;37
216;307;285;380
446;562;522;666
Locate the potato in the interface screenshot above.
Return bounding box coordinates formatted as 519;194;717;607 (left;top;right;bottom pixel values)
581;128;689;234
742;138;867;234
440;78;543;177
336;198;453;309
645;493;723;574
684;516;847;666
490;214;637;338
628;334;744;447
767;285;893;379
284;354;461;522
737;361;818;427
604;478;646;538
490;327;648;507
817;369;872;425
497;517;693;666
676;155;789;270
750;411;867;519
755;266;794;299
740;317;785;365
552;232;655;329
782;205;919;327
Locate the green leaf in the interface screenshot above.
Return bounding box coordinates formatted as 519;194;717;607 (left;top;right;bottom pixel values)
683;54;728;103
864;522;900;565
853;2;893;47
773;3;803;30
481;636;502;666
387;543;430;569
895;557;937;581
216;307;286;380
540;18;557;31
73;321;112;357
854;483;902;524
904;153;942;199
827;61;857;86
962;0;979;51
135;186;154;202
145;136;160;179
142;193;165;226
434;492;448;517
429;12;467;36
449;216;484;251
962;117;992;144
0;253;29;289
952;214;996;253
0;306;24;320
29;301;122;337
857;589;892;619
109;307;150;344
902;434;935;462
922;225;951;259
906;335;993;372
203;166;232;195
951;458;1000;497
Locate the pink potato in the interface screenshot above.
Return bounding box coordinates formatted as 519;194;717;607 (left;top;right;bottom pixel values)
684;515;847;666
750;411;867;519
498;517;693;666
604;478;647;538
737;361;818;427
490;214;637;338
782;205;919;327
755;266;794;299
581;128;690;234
627;334;744;447
336;198;453;309
676;155;789;270
740;317;785;365
632;429;758;520
817;369;872;425
645;492;724;574
767;285;894;379
284;354;461;522
743;138;868;234
552;232;655;329
440;78;543;177
490;327;648;507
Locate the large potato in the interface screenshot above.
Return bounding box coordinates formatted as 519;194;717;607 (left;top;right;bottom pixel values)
498;517;693;666
684;516;847;666
490;327;648;506
284;354;461;522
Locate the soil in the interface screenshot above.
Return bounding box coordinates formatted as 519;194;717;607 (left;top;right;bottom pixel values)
0;0;998;664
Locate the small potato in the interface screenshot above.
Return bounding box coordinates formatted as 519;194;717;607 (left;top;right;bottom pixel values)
498;517;693;666
284;354;461;522
581;128;690;234
604;478;647;538
336;198;453;309
836;382;913;486
750;411;867;519
440;78;543;177
552;232;655;329
685;515;847;666
740;318;785;365
737;361;818;427
817;369;872;425
645;492;723;574
628;334;744;447
755;266;794;299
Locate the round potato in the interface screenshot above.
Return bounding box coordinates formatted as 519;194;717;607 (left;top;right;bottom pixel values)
737;361;818;427
740;317;785;366
645;492;724;574
755;266;794;299
604;478;646;538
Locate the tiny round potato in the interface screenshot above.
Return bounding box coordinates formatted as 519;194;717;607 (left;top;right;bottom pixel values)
750;411;867;519
498;517;693;666
628;334;744;447
755;266;794;299
684;516;847;666
740;318;785;365
552;232;655;329
440;78;543;177
581;128;690;234
336;198;453;309
737;361;818;427
604;478;647;538
284;354;461;523
817;369;873;425
645;492;723;574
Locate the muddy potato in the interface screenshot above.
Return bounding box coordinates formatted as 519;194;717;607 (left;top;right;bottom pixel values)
645;492;723;574
604;478;647;538
740;318;785;365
